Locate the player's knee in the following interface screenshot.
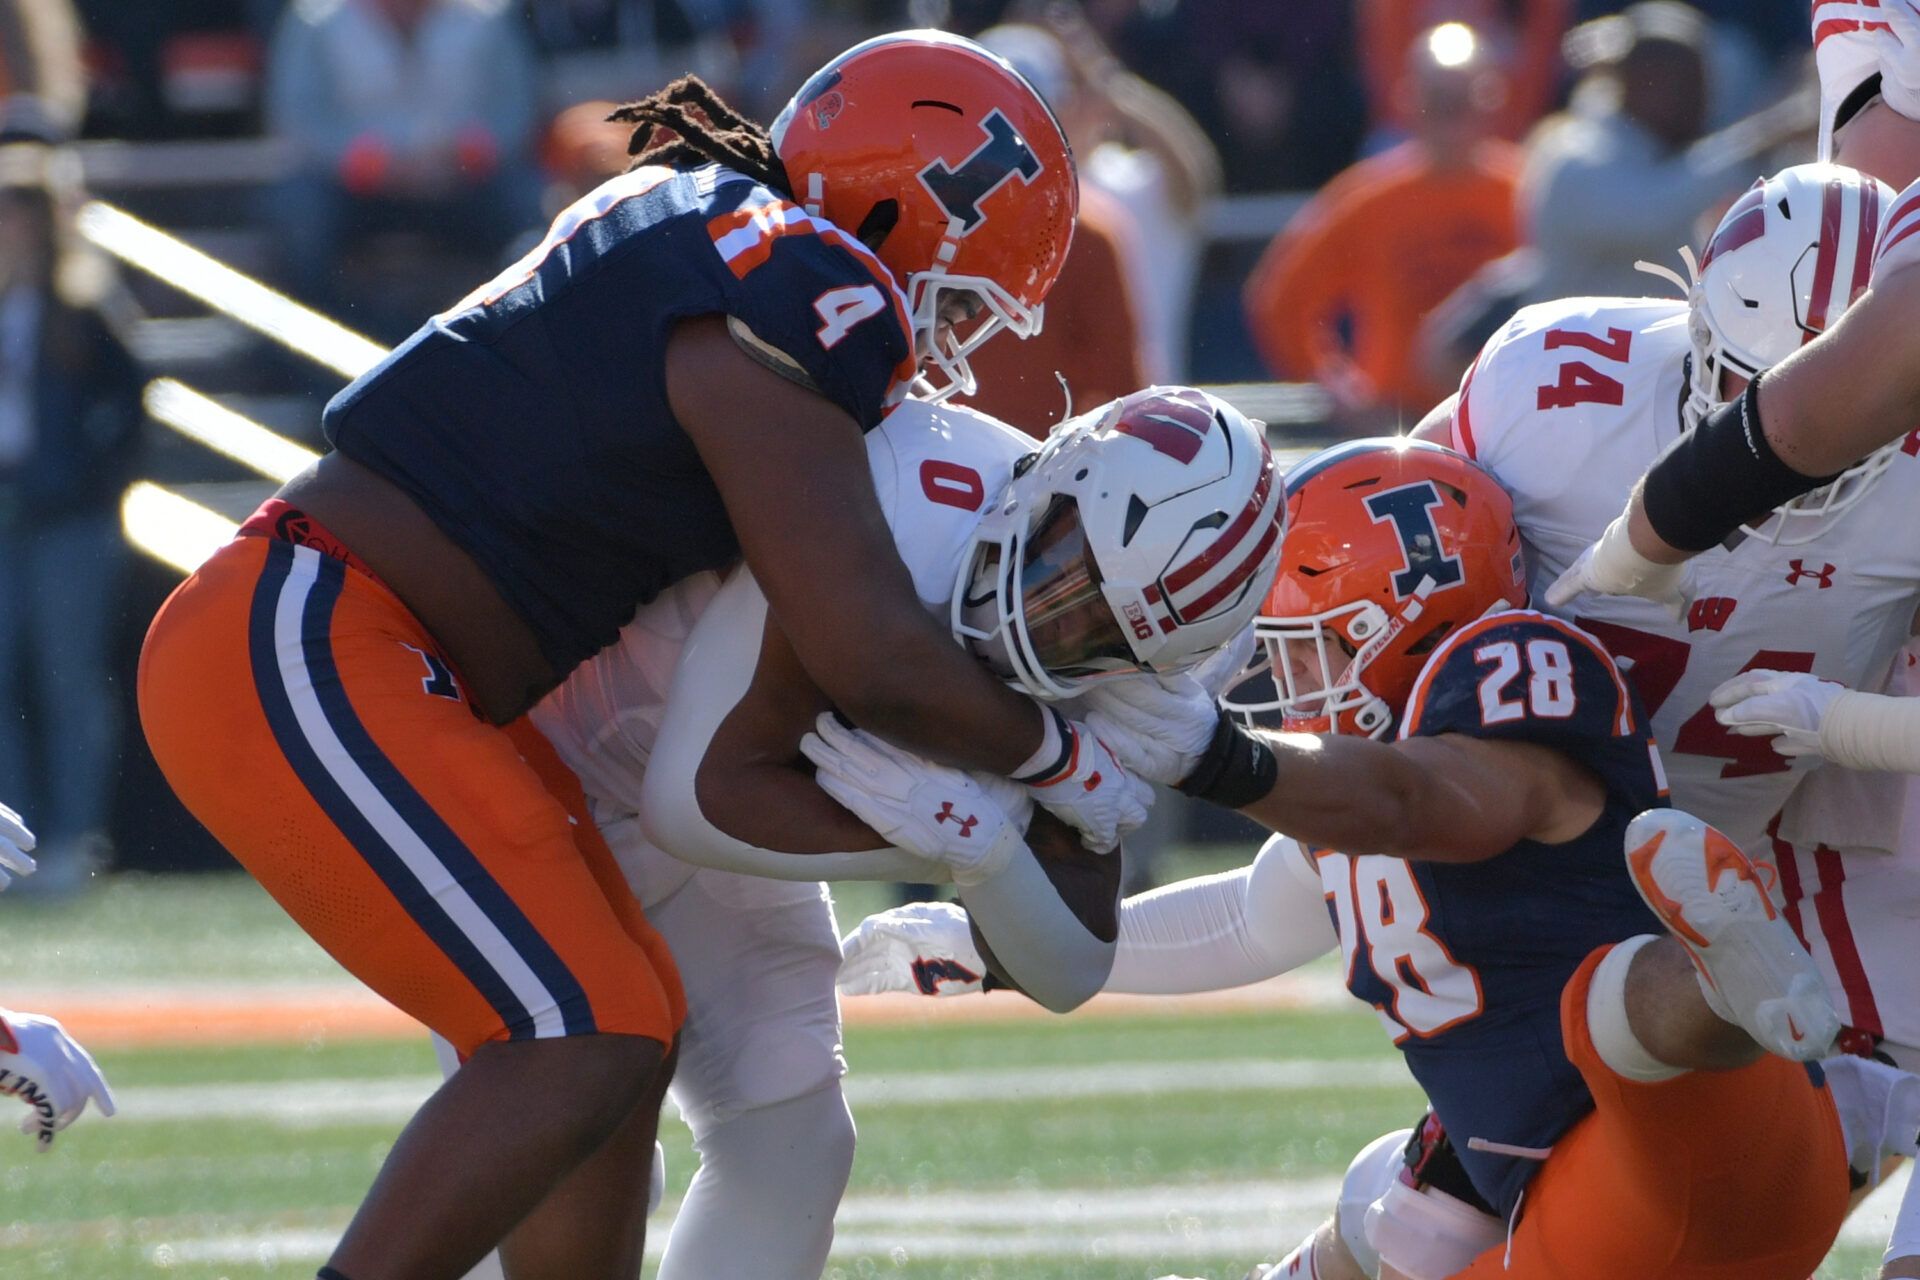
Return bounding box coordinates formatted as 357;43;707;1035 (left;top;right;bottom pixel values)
678;1019;846;1132
1883;1256;1920;1279
1364;1177;1506;1280
1336;1127;1413;1276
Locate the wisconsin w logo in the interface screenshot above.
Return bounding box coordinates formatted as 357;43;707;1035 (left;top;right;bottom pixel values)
919;110;1042;235
1364;483;1464;600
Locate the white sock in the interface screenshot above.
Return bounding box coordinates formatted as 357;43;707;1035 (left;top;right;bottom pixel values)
1586;935;1687;1083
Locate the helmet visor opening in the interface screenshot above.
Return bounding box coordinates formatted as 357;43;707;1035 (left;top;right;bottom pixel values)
1016;495;1134;678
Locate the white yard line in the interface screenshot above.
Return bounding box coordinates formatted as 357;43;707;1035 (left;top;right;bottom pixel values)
112;1057;1415;1127
145;1168;1912;1268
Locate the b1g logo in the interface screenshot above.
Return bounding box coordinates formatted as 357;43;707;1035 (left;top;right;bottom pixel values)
1363;482;1464;600
918;110;1042;235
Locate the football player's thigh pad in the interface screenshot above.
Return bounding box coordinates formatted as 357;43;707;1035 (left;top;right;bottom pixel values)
652;867;846;1130
1337;1129;1413;1277
594;805;700;910
1364;1175;1506;1280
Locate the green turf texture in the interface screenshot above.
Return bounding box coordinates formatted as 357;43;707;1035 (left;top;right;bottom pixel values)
0;873;1892;1279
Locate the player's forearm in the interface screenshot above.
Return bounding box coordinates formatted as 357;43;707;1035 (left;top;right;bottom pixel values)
1233;732;1533;864
639;757;951;883
1237;733;1436;860
1756;268;1920;478
1106;841;1337;994
823;611;1045;775
1813;691;1920;775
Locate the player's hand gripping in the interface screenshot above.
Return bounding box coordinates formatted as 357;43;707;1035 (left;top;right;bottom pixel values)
1081;673;1222;787
837;901;988;997
801;714;1026;885
0;802;37;890
0;1009;115;1151
1545;512;1696;619
1711;670;1849;759
1015;710;1154;852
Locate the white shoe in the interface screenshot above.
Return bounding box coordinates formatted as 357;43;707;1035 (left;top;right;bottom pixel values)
1625;808;1840;1062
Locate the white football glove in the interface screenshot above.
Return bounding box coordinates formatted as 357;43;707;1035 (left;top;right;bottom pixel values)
0;1009;115;1151
1545;513;1696;620
0;802;36;890
836;901;988;997
1191;621;1260;701
1081;673;1221;787
1711;669;1849;759
801;714;1024;886
1879;0;1920;123
1018;717;1153;854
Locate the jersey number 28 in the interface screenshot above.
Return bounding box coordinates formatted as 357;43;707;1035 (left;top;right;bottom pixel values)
1324;853;1484;1042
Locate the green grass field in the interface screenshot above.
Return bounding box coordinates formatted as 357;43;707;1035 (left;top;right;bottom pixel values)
0;874;1897;1279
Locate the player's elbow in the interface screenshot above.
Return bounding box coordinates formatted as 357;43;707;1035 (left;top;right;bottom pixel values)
636;743;731;870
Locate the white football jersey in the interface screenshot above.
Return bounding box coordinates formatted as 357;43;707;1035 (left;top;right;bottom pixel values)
1815;0;1891;160
1877;178;1920;275
1452;295;1920;852
532;398;1035;818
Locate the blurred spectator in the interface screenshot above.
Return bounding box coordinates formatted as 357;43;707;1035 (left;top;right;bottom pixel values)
0;0;82;139
0;143;143;895
1103;0;1366;193
1361;0;1572;143
1518;1;1787;301
524;0;812;120
79;0;253;138
1243;24;1519;423
264;0;542;317
963;22;1155;421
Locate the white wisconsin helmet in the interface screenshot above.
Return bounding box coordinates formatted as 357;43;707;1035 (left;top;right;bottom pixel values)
1684;161;1896;544
952;386;1284;700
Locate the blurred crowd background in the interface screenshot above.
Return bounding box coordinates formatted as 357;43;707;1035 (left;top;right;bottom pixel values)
0;0;1825;888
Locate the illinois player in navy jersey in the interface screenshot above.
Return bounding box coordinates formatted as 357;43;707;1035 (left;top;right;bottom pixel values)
828;440;1858;1279
133;32;1124;1280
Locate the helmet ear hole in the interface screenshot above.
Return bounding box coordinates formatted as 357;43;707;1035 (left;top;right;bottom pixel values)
855;199;899;252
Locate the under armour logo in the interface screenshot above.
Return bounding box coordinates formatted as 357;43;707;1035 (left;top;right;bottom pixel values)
935;801;979;837
1785;560;1836;589
910;956;981;995
1687;597;1738;632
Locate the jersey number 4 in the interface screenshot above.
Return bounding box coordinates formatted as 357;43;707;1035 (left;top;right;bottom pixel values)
1575;617;1812;777
1325;853;1484;1042
1537;327;1632;411
814;285;887;349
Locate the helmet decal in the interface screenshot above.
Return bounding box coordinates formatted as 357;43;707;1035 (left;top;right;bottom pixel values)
1110;388;1215;464
1363;482;1466;600
917;109;1043;235
1699;182;1767;271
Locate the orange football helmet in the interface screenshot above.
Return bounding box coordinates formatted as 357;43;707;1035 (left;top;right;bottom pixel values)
1224;439;1527;738
771;30;1077;400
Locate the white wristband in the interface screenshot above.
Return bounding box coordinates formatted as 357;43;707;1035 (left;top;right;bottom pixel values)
1819;690;1920;775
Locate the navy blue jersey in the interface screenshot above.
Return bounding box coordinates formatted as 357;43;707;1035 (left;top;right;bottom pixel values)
1312;608;1668;1216
324;163;916;677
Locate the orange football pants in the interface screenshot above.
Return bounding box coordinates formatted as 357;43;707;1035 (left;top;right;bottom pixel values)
1453;944;1848;1279
138;531;684;1055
